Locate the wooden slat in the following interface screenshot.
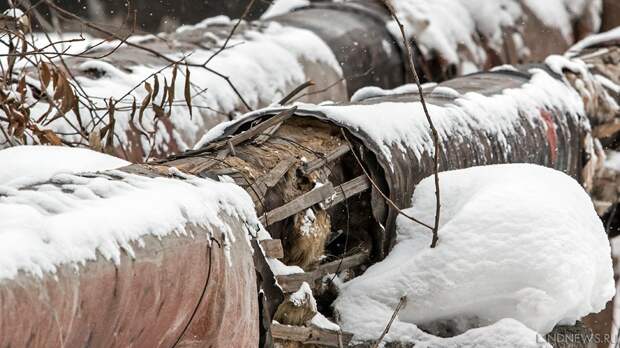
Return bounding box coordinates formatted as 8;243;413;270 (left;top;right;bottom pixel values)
260;239;284;259
259;182;335;226
228;107;297;147
271;323;352;347
323;175;371;209
276;251;369;293
250;158;295;198
301;144;350;174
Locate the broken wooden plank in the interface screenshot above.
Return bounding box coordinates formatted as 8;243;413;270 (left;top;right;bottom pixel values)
201;107;298;166
228;107;297;148
301;144;350;175
249;158;296;202
271;323;352;347
260;239;284;259
260;182;335;226
276;251;369;293
323;175;371;209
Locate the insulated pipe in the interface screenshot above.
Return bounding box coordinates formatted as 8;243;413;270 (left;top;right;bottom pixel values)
0;166;261;347
3;0;604;161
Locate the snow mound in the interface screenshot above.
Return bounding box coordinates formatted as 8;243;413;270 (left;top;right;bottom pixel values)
334;164;614;344
417;319;550;348
0;145;129;185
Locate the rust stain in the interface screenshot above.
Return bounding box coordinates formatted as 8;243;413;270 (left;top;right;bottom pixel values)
540;109;558;165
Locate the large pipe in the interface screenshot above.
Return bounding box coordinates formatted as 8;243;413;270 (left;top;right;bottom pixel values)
161;35;618;345
0;166;261;347
2;0;604;161
0;33;617;348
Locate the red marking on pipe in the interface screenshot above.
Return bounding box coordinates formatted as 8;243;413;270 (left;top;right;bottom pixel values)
540;109;557;165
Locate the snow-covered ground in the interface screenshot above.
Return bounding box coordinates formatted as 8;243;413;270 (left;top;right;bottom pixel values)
334;164;614;346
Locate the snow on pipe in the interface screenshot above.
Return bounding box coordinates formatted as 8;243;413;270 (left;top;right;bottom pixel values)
0;34;617;348
0;155;265;347
1;0;604;161
156;36;619;344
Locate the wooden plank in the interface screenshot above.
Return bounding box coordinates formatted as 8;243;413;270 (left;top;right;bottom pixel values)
249;158;296;200
254;122;283;145
276;273;315;293
271;323;352;347
204;107;297;157
229;107;297;147
276;251;369;293
323;175;371;209
259;182;335;226
301;144;350;175
260;239;284;259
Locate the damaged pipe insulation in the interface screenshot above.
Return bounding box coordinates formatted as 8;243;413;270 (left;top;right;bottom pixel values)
2;0;604;161
0;32;618;348
159;41;619;345
0;164;263;347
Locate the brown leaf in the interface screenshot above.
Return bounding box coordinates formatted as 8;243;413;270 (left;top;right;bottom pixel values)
52;72;67;102
153;75;160;99
139;81;153;127
17;75;26;103
184;65;192;118
40;63;51;89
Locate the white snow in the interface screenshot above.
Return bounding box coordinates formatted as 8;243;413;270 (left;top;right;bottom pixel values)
268;258;304;276
302;68;586;167
605;151;620;172
430;86;460;98
311;312;341;331
334;164;614;345
261;0;310;19
2;21;341;160
2;8;25;19
568;24;620;54
199;67;586;167
0;145;129;185
350;83;430;103
299;208;317;236
290;282;317;309
385;0;601;73
0;148;262;280
416;319;550;348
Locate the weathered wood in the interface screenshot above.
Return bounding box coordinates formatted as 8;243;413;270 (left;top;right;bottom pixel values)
260;239;284;259
323;175;371;209
218;107;297;150
301;144;351;174
250;158;296;200
260;182;335;226
271;323;353;347
276;251;370;293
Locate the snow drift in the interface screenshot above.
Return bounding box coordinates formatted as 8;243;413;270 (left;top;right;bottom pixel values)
334;164;614;344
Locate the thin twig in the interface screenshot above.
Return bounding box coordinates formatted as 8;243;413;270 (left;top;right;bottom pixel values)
279;80;314;105
42;0;253;111
341;129;433;231
381;0;441;247
372;295;407;348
